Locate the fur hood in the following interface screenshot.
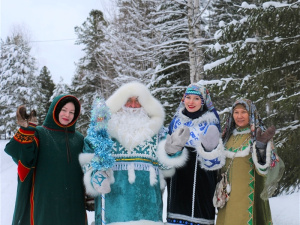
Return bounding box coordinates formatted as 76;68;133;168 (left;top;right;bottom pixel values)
106;82;165;134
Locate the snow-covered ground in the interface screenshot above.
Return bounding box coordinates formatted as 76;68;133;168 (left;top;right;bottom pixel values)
1;140;299;225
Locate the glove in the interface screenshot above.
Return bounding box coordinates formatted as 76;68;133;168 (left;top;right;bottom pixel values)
199;125;220;152
165;127;190;155
91;170;111;194
16;106;38;127
256;126;276;149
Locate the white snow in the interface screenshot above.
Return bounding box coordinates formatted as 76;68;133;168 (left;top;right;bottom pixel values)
1;140;299;225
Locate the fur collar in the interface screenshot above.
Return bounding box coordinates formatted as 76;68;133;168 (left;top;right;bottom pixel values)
176;108;219;127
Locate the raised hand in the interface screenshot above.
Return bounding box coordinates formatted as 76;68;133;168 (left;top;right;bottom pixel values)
200;125;220;152
165;127;190;155
16;106;38;127
256;126;276;148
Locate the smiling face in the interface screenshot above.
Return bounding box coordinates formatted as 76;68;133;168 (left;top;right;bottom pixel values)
58;102;75;125
184;94;202;113
233;105;250;128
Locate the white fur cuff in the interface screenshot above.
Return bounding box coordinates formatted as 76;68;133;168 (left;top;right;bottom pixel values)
156;139;189;168
252;141;272;175
78;153;100;196
78;153;94;173
196;138;225;171
78;153;94;166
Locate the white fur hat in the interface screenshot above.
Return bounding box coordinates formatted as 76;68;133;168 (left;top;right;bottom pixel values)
106;82;165;128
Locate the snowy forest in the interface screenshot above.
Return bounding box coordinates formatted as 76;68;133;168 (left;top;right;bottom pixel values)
0;0;299;196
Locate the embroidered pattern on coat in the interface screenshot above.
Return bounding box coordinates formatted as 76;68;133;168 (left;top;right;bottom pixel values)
248;157;255;225
112;135;159;173
14;128;35;143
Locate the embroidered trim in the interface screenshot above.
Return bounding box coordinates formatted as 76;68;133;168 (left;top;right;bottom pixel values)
172;111;219;148
233;127;251;135
115;157;158;165
112;161;159;175
247;157;255;225
226;139;251;153
167;212;214;225
112;135;158;158
34;137;39;147
14;128;35;143
30;170;36;225
82;162;93;173
28;122;37;128
224;144;251;158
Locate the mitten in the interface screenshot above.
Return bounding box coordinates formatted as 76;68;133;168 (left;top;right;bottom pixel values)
256;126;275;165
256;126;276;149
91;170;111;194
16;106;38;127
165;127;190;155
28;110;38;126
16;105;29;127
199;125;220;152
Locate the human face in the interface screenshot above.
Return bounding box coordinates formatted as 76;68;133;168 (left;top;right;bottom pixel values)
59;102;75;125
184;94;202;112
233;106;249;128
125;97;141;108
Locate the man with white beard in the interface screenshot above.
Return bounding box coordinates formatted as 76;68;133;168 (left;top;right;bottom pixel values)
92;82;170;225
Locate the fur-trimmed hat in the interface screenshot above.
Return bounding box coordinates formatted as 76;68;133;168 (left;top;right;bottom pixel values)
105;82;165;133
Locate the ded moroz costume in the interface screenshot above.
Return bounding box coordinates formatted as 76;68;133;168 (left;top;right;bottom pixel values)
79;82;169;225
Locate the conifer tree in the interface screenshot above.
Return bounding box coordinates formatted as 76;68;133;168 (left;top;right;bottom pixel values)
73;9;116;134
150;0;214;124
150;0;190;124
204;1;300;194
0;33;39;134
50;77;70;102
36;66;55;123
104;0;160;85
74;9;115;99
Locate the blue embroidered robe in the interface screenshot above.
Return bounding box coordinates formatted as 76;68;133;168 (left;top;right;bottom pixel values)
95;135;164;225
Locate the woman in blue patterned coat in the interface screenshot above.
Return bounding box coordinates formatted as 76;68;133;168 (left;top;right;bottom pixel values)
157;83;225;225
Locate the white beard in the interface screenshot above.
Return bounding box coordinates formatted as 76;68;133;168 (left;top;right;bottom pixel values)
108;106;155;151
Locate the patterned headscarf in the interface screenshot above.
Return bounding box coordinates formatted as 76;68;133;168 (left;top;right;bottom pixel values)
183;83;215;111
222;99;266;145
174;83;221;131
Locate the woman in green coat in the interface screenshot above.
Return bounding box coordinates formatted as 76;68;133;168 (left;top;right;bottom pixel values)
5;95;86;225
215;99;284;225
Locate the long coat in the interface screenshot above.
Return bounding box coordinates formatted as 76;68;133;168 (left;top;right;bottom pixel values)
162;109;224;225
216;131;273;225
79;82;167;225
5;95;86;225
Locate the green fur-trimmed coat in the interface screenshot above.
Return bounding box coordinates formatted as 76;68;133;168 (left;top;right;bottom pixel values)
5;95;86;225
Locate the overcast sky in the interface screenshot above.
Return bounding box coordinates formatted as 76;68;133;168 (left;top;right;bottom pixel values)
1;0;114;85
